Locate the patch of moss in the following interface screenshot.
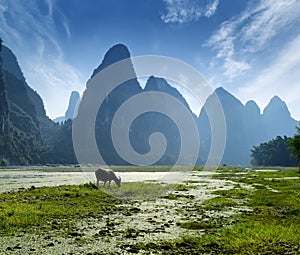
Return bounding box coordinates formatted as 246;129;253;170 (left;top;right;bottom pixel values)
213;188;251;199
0;183;120;234
203;197;238;210
174;184;198;191
177;220;218;230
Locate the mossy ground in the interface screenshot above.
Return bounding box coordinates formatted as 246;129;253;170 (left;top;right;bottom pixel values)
0;183;120;234
0;166;300;254
135;167;300;255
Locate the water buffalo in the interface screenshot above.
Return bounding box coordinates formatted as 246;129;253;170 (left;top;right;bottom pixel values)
95;168;121;187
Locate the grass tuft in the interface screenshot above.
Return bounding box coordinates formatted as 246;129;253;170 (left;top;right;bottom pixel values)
203;197;238;210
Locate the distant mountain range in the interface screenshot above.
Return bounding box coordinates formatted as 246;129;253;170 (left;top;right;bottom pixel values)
0;42;299;166
73;44;299;166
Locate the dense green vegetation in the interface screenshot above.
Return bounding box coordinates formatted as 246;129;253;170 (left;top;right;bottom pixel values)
0;39;47;165
0;38;77;166
288;127;300;171
0;181;170;234
0;183;119;233
251;135;297;167
45;119;77;164
0;38;10;166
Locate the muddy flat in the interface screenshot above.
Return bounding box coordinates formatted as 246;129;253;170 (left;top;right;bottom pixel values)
1;167;299;254
0;169;246;254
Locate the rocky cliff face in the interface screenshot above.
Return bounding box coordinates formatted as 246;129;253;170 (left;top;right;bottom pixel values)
0;45;56;142
0;44;10;165
1;46;25;81
65;91;80;120
0;44;46;165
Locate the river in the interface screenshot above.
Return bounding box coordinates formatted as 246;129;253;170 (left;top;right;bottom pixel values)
0;169;195;193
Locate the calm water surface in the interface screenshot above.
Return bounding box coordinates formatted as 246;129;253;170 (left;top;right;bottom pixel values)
0;170;190;193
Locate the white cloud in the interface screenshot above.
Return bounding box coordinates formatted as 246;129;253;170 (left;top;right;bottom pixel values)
223;58;250;79
0;0;61;54
0;0;84;118
236;34;300;120
206;18;250;78
204;0;218;18
161;0;219;24
207;0;300;78
26;56;84;118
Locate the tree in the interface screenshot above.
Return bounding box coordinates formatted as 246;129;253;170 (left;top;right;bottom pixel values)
0;37;10;164
288;127;300;172
251;136;297;167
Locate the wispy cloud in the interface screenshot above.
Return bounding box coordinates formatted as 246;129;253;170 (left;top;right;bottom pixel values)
207;0;300;79
27;56;84;117
45;0;53;17
62;18;71;40
0;2;22;45
0;0;83;118
204;0;218;18
0;0;61;55
236;34;300;120
161;0;219;24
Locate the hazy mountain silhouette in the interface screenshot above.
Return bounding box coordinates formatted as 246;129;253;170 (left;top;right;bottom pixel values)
80;44;142;165
77;43;299;166
262;96;298;140
1;42;299;166
144;76;192;110
243;100;266;154
198;88;299;165
131;76;197;165
53;91;80;123
90;44;132;79
198;87;249;165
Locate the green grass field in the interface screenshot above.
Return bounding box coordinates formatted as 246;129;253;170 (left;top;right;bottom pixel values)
0;166;299;254
136;167;300;254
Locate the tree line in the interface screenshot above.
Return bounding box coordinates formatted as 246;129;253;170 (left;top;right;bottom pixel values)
251;127;300;171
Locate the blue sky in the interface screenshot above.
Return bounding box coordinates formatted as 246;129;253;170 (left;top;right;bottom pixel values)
0;0;300;120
